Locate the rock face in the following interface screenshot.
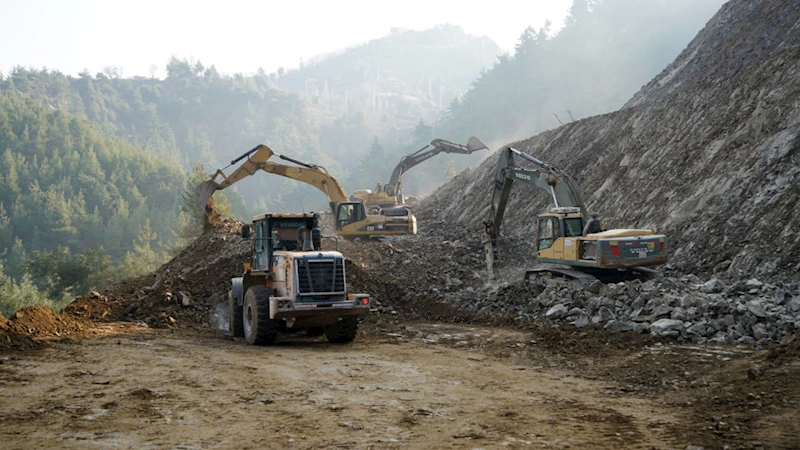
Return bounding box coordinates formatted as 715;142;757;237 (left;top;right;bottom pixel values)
416;0;800;283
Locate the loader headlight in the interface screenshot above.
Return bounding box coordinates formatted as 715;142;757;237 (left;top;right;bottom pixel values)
277;300;292;309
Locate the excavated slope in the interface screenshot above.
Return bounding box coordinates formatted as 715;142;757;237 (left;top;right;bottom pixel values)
417;0;800;282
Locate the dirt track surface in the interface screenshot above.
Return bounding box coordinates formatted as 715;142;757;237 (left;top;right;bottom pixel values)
1;319;798;449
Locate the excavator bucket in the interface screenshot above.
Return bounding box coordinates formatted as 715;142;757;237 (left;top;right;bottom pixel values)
466;136;489;152
194;180;220;210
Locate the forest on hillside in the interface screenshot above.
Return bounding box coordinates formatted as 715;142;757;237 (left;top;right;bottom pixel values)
0;90;192;315
446;0;727;142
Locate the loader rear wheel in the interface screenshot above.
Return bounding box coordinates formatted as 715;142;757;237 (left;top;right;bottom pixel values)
324;316;359;343
228;289;244;338
243;286;279;345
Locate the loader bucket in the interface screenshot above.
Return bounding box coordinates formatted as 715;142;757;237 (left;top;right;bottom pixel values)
466;136;489;152
194;180;220;210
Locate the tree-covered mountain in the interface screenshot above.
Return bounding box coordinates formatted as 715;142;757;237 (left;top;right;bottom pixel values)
0;25;502;312
0;90;187;314
1;26;502;215
440;0;727;143
0;63;333;215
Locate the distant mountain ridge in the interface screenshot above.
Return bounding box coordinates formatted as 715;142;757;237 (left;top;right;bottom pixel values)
277;24;501;126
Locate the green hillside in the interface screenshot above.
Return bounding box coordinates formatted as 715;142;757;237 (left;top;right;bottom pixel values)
0;90;191;314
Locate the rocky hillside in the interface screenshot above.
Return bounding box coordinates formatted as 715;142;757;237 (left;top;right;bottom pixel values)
418;0;800;282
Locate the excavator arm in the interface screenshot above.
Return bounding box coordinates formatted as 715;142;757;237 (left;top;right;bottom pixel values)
383;136;488;202
195;144;349;215
197;144;418;238
483;147;588;278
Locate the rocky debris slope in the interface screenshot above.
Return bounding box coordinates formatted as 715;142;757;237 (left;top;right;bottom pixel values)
416;0;800;282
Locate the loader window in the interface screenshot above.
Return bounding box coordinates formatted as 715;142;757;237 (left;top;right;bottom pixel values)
254;221;268;269
271;226;299;251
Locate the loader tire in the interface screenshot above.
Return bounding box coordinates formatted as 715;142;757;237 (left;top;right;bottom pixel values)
243;286;280;345
324;316;359;343
228;289;244;338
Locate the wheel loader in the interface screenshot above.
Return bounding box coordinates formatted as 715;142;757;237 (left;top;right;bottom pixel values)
483;146;668;283
195;144;417;239
229;212;370;345
352;136;488;213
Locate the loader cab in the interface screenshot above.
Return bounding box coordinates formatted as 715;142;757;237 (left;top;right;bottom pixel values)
335;201;367;230
247;213;320;271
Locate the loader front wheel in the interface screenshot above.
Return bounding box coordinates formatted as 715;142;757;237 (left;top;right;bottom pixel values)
324;316;359;343
243;286;279;345
228;289;244;338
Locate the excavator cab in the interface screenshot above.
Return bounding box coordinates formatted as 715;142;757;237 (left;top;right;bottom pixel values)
534;210;587;261
335;201;366;230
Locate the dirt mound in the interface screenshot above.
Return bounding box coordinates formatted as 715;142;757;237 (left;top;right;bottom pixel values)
63;291;125;321
93;218;250;329
0;218;251;351
7;306;88;338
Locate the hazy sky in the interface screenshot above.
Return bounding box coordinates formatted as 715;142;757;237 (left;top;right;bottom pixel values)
0;0;572;78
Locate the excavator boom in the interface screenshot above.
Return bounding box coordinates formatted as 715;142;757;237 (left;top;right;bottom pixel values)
194;144;349;214
386;136;489;190
196;144;417;238
354;136;488;209
485;147;587;243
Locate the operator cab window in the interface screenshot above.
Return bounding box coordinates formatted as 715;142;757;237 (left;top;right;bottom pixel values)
563;218;584;237
337;203;366;229
271;225;299;251
254;221;268;270
537;216;559;250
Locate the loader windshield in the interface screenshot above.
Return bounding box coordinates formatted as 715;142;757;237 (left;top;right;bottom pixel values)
270;218;308;251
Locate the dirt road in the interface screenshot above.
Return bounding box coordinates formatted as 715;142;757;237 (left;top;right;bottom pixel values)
2;319;797;449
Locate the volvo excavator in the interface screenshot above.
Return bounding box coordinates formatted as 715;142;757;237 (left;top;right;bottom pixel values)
195;144;417;239
352;136;489;212
483;146;668;283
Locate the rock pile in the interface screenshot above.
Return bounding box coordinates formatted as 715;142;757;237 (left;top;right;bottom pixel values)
447;274;800;345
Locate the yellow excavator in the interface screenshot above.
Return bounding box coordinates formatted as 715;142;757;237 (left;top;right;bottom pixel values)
352;136;489;213
483;146;668;283
195;144;417;239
